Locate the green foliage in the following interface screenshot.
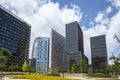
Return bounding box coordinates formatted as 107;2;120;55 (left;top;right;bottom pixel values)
15;63;19;71
71;63;77;73
0;48;12;58
0;56;5;61
0;48;12;67
12;74;70;80
29;67;36;73
95;69;99;73
8;63;14;71
40;66;45;73
88;73;111;78
80;58;86;73
100;62;106;73
88;67;92;74
22;61;29;72
54;66;59;74
109;53;120;76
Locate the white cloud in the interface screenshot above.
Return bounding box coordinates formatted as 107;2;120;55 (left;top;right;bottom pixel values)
89;21;94;27
0;0;82;58
84;5;120;64
94;6;112;24
94;12;104;23
1;0;120;65
108;0;120;8
106;6;112;14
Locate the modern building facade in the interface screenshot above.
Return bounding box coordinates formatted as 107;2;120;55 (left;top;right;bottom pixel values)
90;35;108;72
49;29;65;73
0;5;31;70
31;37;49;73
65;21;85;71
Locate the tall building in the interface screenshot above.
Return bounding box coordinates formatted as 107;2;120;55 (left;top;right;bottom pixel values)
0;5;31;70
31;37;49;73
65;21;84;71
90;35;108;72
49;29;65;73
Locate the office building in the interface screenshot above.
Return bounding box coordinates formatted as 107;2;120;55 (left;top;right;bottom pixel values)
90;35;108;72
65;21;85;71
49;29;65;73
31;37;49;73
0;5;31;70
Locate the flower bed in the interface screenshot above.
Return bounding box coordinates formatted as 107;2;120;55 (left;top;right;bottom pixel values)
12;74;71;80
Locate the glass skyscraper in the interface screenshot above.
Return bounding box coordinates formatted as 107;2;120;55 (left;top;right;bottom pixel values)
31;37;49;73
90;35;108;72
65;21;86;71
0;5;31;70
49;29;65;73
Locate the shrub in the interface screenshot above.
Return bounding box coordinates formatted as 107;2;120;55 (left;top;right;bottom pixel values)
87;73;111;78
12;74;71;80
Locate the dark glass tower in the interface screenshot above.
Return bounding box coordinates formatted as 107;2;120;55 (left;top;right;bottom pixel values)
0;5;31;70
90;35;108;72
49;29;65;73
65;21;84;71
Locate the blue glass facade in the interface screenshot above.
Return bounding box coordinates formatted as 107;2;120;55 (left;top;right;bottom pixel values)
0;5;31;70
31;37;49;73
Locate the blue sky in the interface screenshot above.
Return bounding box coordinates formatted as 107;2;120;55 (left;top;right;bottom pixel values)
0;0;120;64
52;0;117;27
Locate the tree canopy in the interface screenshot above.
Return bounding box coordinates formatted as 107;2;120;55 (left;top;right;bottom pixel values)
109;53;120;76
22;60;29;72
80;58;86;73
0;48;12;59
71;63;77;73
0;48;12;67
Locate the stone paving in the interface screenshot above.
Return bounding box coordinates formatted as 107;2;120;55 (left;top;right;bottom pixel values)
3;76;29;80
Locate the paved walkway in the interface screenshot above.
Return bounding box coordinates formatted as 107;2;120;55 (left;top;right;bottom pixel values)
3;76;29;80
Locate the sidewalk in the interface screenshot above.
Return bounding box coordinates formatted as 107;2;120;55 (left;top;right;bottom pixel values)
4;76;29;80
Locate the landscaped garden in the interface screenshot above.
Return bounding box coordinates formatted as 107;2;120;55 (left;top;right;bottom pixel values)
11;74;78;80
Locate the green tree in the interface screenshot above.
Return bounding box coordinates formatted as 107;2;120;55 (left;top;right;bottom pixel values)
109;53;120;76
0;48;12;58
0;48;12;67
80;59;86;73
15;63;19;71
54;66;59;74
106;65;114;75
95;69;98;73
88;67;93;74
29;67;36;73
22;60;29;72
40;66;44;74
100;62;105;73
71;63;77;73
9;63;14;71
0;48;12;80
